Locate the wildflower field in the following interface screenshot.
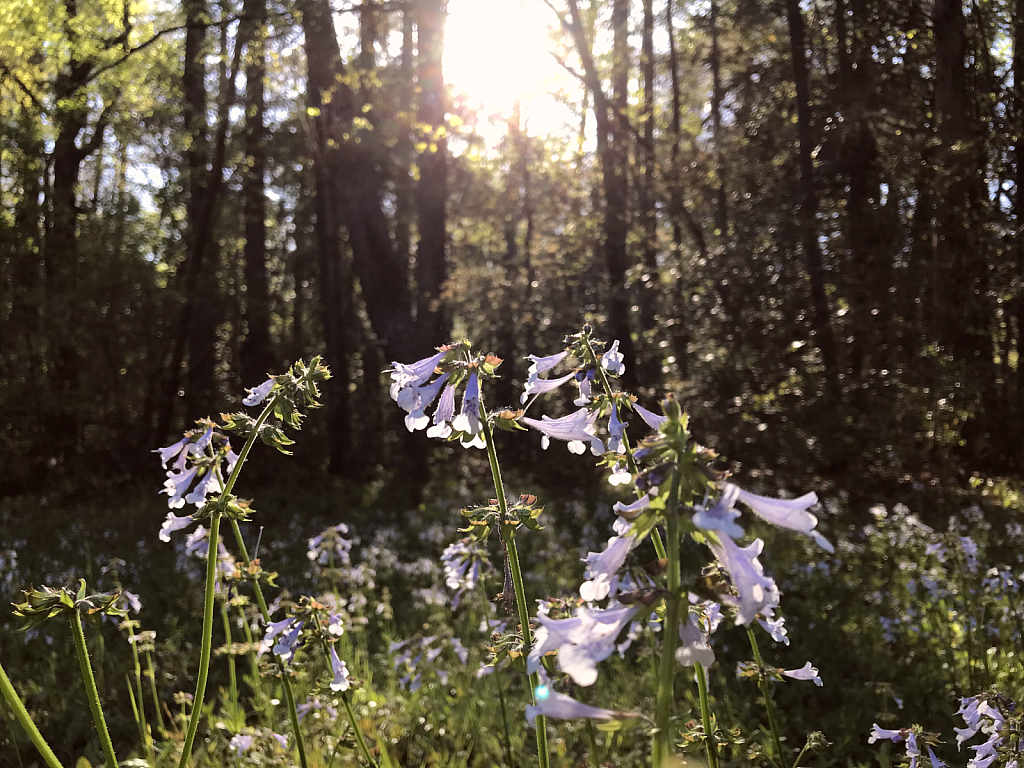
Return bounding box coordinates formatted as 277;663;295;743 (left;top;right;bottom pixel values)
1;331;1023;768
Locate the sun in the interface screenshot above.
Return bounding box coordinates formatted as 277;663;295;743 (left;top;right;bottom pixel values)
444;0;568;135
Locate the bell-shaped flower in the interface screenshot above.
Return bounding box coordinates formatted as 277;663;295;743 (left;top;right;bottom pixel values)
608;461;631;486
708;535;780;625
580;534;634;602
260;616;304;663
525;686;624;728
190;427;214;456
401;373;449;432
634;403;667;431
573;369;594;406
388;349;447;402
329;646;351;691
530;604;640;686
607;403;626;453
601;340;625;375
243;378;275;407
730;484;833;553
783;662;822;686
162;466;199;509
613;494;650;518
522;371;576;404
521;408;604;455
159;511;195;542
184;468;221;507
757;615;790;645
692;485;745;540
676;613;715;667
526;351;567;379
427;384;457;439
452;371;486;448
155;437;189;468
869;724;905;744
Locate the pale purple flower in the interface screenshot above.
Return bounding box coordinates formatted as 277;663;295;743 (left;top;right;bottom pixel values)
190;427;214;456
522;371;576;403
260;617;304;662
607;403;626;453
927;746;944;768
692;485;745;540
297;696;338;721
634;403;667;431
525;687;621;728
869;724;905;744
401;373;449;432
161;466;199;509
230;734;255;753
452;371;485;449
574;371;594;406
388;350;447;402
154;437;189;468
451;637;468;665
159;511;195;542
526;351;568;378
707;535;780;625
329;646;351;691
272;733;288;750
521;407;604;455
608;461;631;486
243;378;275;407
613;494;650;516
730;484;833;553
782;662;822;686
601;340;625;375
580;534;634;602
225;447;239;474
184;468;221;507
441;539;483;609
529;604;639;686
676;614;715;667
757;615;790;645
426;383;457;439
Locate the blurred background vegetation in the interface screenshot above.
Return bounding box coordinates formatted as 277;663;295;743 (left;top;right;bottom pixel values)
1;0;1024;764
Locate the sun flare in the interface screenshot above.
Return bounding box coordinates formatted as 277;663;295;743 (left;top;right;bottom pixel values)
444;0;568;133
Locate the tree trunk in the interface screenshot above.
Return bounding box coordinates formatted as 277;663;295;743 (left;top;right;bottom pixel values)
636;0;660;390
415;0;450;347
240;0;273;386
784;0;839;381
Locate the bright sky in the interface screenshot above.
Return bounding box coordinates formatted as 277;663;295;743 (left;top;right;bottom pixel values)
443;0;574;140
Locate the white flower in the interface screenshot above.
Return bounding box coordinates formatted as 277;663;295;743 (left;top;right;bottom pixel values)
729;483;833;553
162;466;198;509
676;613;715;667
521;408;604;455
782;662;822;686
427;384;457;439
159;511;195;542
707;535;780;625
601;340;625;375
243;378;275;406
580;534;634;602
528;604;639;686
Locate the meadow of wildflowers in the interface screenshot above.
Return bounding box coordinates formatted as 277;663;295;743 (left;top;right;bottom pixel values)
0;331;1022;768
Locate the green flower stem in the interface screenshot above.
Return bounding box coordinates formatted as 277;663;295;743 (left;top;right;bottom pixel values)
0;659;65;768
695;664;720;768
177;510;222;768
228;517;307;768
479;399;550;768
312;617;377;767
70;610;118;768
216;392;308;768
221;601;238;709
340;691;377;766
144;650;165;734
651;464;685;768
747;627;784;767
126;624;155;762
478;582;516;768
584;336;668;561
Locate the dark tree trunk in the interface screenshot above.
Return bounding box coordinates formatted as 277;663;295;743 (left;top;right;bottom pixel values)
414;0;450;347
300;0;352;471
565;0;636;386
784;0;839;381
1014;0;1024;436
240;0;273;386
